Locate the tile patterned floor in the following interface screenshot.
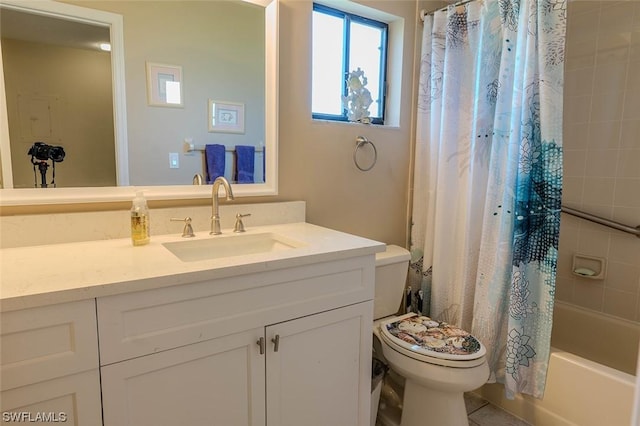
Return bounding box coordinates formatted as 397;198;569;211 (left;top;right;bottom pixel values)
465;393;531;426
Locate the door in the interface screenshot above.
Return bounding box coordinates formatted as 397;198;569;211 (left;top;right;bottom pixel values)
101;328;265;426
266;302;373;426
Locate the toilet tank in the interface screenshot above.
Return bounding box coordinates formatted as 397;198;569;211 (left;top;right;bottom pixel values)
374;245;411;320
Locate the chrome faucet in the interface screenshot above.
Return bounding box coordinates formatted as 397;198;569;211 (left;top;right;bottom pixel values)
210;176;234;235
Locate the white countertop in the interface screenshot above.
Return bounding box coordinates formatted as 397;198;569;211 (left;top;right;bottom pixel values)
0;222;385;312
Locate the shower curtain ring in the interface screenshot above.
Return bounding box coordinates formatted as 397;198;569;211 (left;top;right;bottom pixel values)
354;136;377;171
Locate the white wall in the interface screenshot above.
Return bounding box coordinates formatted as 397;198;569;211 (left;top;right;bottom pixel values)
276;0;430;246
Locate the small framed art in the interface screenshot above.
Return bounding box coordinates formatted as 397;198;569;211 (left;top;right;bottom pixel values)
146;62;183;107
208;100;245;133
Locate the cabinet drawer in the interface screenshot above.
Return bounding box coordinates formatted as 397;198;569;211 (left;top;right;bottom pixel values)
101;328;265;426
0;369;102;425
0;300;99;391
97;255;374;365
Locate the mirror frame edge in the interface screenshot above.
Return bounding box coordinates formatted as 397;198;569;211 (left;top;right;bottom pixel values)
0;0;279;207
0;39;12;189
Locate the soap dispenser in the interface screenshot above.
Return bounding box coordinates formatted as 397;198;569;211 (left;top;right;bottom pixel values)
131;191;150;246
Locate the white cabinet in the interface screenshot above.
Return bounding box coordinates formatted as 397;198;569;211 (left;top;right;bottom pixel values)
97;256;375;426
266;302;372;426
0;300;102;424
100;302;372;426
0;248;376;426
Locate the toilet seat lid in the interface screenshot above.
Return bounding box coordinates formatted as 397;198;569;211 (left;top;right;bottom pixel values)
380;313;486;362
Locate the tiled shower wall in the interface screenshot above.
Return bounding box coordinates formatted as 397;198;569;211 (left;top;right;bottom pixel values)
557;0;640;321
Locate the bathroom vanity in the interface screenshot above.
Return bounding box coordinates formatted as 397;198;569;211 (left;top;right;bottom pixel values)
0;222;384;426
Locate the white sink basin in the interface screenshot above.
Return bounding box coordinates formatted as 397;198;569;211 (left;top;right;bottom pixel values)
162;232;306;262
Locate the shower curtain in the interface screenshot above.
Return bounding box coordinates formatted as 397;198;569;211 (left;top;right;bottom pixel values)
410;0;565;398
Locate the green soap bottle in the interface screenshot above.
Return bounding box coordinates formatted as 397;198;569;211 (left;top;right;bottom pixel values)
130;191;150;246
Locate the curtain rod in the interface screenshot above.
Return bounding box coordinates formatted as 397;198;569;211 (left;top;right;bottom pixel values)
420;0;478;21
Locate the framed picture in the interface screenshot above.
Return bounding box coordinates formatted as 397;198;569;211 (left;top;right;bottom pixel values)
146;62;183;107
208;100;245;133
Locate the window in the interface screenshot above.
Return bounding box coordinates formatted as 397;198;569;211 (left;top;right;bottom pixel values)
312;4;388;124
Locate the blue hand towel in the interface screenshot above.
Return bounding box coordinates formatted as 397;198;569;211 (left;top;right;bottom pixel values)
235;145;255;183
205;144;225;184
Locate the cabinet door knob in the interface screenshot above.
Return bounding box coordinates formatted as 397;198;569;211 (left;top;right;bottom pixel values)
257;337;265;355
271;335;280;352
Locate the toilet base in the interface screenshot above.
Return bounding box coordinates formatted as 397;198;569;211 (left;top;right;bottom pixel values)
400;379;468;426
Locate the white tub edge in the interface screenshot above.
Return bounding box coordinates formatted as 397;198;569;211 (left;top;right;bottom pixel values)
476;348;635;426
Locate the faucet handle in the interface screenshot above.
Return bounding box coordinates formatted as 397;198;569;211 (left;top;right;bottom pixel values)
171;217;195;238
234;213;251;233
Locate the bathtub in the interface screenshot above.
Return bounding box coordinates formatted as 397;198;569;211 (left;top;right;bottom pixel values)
476;301;638;425
551;301;640;375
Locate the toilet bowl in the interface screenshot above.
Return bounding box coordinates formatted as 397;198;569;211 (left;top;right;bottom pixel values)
373;246;489;426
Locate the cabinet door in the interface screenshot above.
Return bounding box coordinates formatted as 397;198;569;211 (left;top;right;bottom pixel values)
266;302;373;426
101;328;265;426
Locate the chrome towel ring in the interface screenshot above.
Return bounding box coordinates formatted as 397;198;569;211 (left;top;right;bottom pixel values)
353;136;377;171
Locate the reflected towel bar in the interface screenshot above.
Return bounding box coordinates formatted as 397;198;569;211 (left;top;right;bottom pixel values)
561;206;640;239
183;141;264;153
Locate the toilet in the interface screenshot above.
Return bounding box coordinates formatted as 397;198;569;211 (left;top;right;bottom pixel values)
373;245;489;426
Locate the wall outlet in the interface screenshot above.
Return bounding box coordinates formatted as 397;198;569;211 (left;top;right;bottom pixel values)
169;152;179;169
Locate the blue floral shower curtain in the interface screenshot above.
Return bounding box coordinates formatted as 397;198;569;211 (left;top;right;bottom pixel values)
410;0;565;398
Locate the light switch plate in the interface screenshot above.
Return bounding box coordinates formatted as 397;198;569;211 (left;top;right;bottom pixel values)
169;152;179;168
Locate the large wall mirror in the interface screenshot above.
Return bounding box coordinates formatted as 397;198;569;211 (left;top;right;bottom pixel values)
0;0;278;206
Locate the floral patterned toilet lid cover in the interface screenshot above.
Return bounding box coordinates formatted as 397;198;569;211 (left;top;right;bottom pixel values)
382;313;486;361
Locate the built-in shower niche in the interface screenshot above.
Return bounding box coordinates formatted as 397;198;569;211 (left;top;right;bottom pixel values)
571;253;606;280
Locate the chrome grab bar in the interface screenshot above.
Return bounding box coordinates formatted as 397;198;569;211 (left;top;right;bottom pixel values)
561;206;640;239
